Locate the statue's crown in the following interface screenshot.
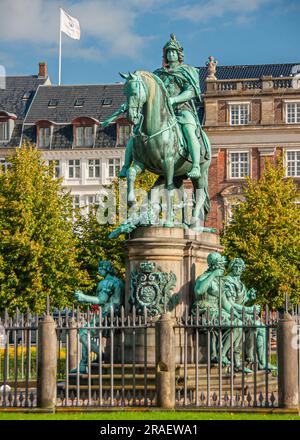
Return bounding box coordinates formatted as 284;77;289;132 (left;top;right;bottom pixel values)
163;33;183;53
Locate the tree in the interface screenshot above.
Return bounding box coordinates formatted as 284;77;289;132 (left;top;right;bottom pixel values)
221;158;300;308
0;144;90;313
74;170;157;290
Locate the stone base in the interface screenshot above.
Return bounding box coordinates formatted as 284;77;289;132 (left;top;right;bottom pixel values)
125;226;221;315
124;226;222;363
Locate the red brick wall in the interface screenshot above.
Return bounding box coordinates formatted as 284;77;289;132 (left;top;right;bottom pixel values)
274;99;283;123
218;101;227;124
251;100;261;124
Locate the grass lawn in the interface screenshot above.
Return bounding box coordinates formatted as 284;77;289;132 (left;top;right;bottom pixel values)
0;411;299;420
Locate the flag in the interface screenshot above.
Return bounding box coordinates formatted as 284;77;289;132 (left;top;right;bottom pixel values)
60;8;80;40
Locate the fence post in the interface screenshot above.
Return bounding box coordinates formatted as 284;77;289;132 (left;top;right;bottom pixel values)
37;313;57;410
68;317;77;372
277;311;299;408
155;313;175;409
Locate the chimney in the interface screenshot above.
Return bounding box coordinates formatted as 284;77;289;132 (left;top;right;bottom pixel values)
38;62;47;78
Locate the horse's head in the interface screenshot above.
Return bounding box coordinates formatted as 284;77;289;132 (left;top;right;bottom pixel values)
120;71;148;126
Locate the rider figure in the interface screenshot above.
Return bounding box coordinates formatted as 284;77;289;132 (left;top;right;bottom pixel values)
119;34;204;180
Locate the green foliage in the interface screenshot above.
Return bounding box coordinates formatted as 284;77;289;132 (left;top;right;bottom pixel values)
221;159;300;308
0;144;90;313
74;171;157;290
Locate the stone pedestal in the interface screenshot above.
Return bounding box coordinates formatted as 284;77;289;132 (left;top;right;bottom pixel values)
125;226;221;315
123;226;222;363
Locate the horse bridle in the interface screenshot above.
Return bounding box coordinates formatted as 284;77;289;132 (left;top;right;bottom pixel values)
126;73;177;143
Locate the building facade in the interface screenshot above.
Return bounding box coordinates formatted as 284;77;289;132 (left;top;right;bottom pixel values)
22;81;130;210
199;61;300;231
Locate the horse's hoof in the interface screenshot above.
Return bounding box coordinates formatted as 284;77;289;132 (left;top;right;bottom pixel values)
187;166;201;180
128;193;136;203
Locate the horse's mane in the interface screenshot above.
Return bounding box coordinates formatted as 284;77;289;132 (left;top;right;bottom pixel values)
136;70;175;119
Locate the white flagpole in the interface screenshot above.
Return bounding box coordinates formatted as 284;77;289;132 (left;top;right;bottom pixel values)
58;8;62;85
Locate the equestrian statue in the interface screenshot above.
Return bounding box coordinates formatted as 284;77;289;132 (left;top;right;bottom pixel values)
101;34;213;235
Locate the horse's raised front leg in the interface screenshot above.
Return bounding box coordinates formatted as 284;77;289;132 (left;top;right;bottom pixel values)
127;161;144;203
163;156;175;227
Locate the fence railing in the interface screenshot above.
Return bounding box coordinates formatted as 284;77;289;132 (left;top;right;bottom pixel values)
0;305;299;410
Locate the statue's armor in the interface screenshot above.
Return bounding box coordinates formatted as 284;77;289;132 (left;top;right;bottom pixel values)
155;69;195;115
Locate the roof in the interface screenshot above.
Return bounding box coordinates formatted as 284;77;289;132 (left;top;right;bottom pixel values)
198;62;300;92
0;75;49;119
24;84;126;124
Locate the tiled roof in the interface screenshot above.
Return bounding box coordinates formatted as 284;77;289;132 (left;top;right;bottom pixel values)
0;75;48;119
23;83;126;149
24;84;126;124
198;63;300;92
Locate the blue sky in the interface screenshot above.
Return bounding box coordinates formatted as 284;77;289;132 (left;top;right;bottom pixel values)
0;0;299;85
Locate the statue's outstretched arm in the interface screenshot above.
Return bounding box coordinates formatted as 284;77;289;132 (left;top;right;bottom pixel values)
100;103;128;128
74;290;101;305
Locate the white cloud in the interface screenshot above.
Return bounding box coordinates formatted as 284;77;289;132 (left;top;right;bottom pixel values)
0;0;161;60
171;0;271;23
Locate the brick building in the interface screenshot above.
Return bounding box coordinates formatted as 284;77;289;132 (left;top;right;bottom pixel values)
198;61;300;231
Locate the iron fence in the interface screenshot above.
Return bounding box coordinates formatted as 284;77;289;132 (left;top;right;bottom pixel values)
174;306;278;408
0;305;299;409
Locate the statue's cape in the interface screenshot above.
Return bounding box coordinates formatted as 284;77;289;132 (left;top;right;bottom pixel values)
153;64;201;98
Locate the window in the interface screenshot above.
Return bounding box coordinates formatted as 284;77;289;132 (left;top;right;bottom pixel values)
0;121;9;141
230;104;250;125
38;127;51;147
0;158;11;172
108;158;121;178
22;91;31;100
88;159;101;178
76;126;93;147
48;160;60;178
68;159;81;178
48;99;58;107
74;98;84;107
286;150;300;177
229;152;249;179
286;102;300;124
118;125;131;146
73;195;80;209
102;98;112;106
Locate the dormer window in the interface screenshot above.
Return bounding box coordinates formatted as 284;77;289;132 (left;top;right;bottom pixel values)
0;121;9;141
22;91;32;100
72;117;99;148
48;99;58;108
74;98;84;107
102;98;112;106
38;127;51;147
36;120;54;148
0;111;16;142
76;126;93;147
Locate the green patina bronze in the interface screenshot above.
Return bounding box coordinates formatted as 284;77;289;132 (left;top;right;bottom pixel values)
223;258;276;371
130;261;178;316
192;253;277;372
72;260;124;373
103;34;212;235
